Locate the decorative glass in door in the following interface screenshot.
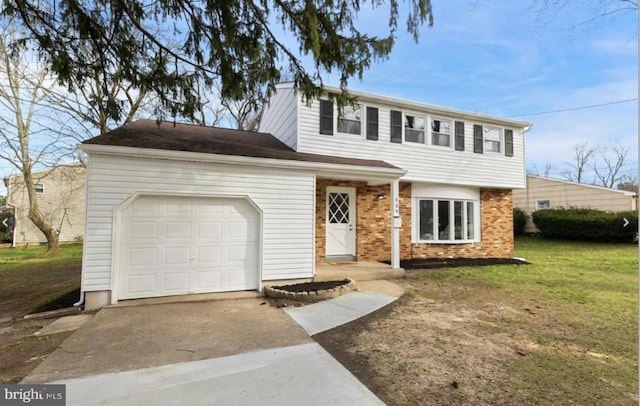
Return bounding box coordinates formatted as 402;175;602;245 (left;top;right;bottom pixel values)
328;193;350;224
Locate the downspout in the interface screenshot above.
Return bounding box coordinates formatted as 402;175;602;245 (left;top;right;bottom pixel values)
74;146;89;308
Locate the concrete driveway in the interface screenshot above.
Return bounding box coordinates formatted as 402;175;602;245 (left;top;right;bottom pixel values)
21;282;402;405
23;298;313;383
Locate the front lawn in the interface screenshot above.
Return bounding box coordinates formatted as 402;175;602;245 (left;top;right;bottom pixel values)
316;237;638;405
0;244;83;320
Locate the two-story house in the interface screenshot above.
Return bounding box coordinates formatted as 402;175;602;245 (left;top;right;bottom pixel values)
78;83;531;309
3;165;86;246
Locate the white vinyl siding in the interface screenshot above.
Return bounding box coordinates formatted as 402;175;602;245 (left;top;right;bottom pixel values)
297;97;527;189
258;85;299;150
82;154;315;292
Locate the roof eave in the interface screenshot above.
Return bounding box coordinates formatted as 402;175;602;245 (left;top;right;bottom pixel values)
77;144;407;182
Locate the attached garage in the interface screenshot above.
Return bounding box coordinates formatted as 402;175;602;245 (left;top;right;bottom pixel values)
78;120;403;309
117;195;260;300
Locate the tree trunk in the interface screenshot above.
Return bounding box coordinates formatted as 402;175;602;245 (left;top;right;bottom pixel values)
23;166;60;253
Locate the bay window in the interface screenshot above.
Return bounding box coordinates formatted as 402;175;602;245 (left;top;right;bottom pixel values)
416;198;478;242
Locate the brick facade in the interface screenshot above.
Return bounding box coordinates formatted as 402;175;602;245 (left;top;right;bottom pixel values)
315;179;514;263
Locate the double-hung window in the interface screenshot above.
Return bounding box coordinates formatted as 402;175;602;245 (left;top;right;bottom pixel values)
484;126;502;153
404;114;426;143
417;198;478;242
431;118;451;147
34;183;44;194
337;104;362;135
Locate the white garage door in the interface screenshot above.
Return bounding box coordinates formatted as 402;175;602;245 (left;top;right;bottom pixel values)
118;195;259;300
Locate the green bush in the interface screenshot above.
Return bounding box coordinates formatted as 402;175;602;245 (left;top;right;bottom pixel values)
532;208;638;243
513;208;527;236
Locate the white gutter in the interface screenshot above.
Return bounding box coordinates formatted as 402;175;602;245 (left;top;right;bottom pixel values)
77;144;408;182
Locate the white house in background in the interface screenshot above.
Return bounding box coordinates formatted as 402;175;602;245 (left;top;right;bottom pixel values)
78;83;532;309
513;174;638;233
3;165;86;246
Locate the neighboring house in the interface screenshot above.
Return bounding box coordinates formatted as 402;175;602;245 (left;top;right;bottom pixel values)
78;83;532;309
2;165;86;246
513;175;638;233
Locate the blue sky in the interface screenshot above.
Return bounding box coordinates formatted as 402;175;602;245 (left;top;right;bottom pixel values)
329;0;638;184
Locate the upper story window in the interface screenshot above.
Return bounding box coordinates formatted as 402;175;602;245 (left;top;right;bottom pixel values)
34;183;44;194
404;115;426;143
319;99;333;135
473;124;513;157
484;126;502;153
431;118;451;147
337;105;362;135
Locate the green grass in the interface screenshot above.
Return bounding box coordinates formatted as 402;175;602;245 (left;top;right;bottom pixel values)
0;244;83;272
0;244;83;319
412;237;638;405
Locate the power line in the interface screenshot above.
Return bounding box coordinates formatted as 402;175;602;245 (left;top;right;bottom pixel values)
509;98;638;117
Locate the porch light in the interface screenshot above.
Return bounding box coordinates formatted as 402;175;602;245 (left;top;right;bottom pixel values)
377;194;384;200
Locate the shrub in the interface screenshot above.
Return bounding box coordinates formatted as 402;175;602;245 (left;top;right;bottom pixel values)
532;208;638;243
513;208;527;236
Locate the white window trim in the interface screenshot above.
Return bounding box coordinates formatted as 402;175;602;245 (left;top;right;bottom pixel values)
336;103;363;136
403;111;427;144
412;197;480;244
430;116;453;149
483;126;503;154
34;183;45;194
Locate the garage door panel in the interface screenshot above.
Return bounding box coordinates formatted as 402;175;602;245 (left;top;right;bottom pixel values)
166;199;193;214
127;274;158;294
119;196;259;300
128;247;158;266
196;271;222;290
164;246;191;265
165;221;192;240
198;200;223;214
130;198;159;216
227;243;257;261
198;222;222;238
163;272;190;292
196;246;222;264
129;221;159;240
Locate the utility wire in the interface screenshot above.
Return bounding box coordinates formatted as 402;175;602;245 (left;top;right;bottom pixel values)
509;98;638;117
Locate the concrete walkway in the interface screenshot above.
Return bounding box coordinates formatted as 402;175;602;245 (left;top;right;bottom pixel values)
51;343;384;406
22;280;403;406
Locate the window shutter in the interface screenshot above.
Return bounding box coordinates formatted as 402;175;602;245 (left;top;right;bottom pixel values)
473;124;483;153
455;121;465;151
505;129;514;157
366;107;379;140
390;110;402;143
319;100;333;135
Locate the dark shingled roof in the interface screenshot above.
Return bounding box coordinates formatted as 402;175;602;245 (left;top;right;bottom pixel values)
83;120;399;170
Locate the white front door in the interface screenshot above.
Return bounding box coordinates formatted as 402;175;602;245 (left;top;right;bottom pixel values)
326;187;356;259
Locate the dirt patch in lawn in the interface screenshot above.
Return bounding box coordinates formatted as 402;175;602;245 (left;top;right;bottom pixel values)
315;292;531;405
0;318;75;383
0;259;82;384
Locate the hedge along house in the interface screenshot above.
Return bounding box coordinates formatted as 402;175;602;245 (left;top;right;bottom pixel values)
78;84;531;309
